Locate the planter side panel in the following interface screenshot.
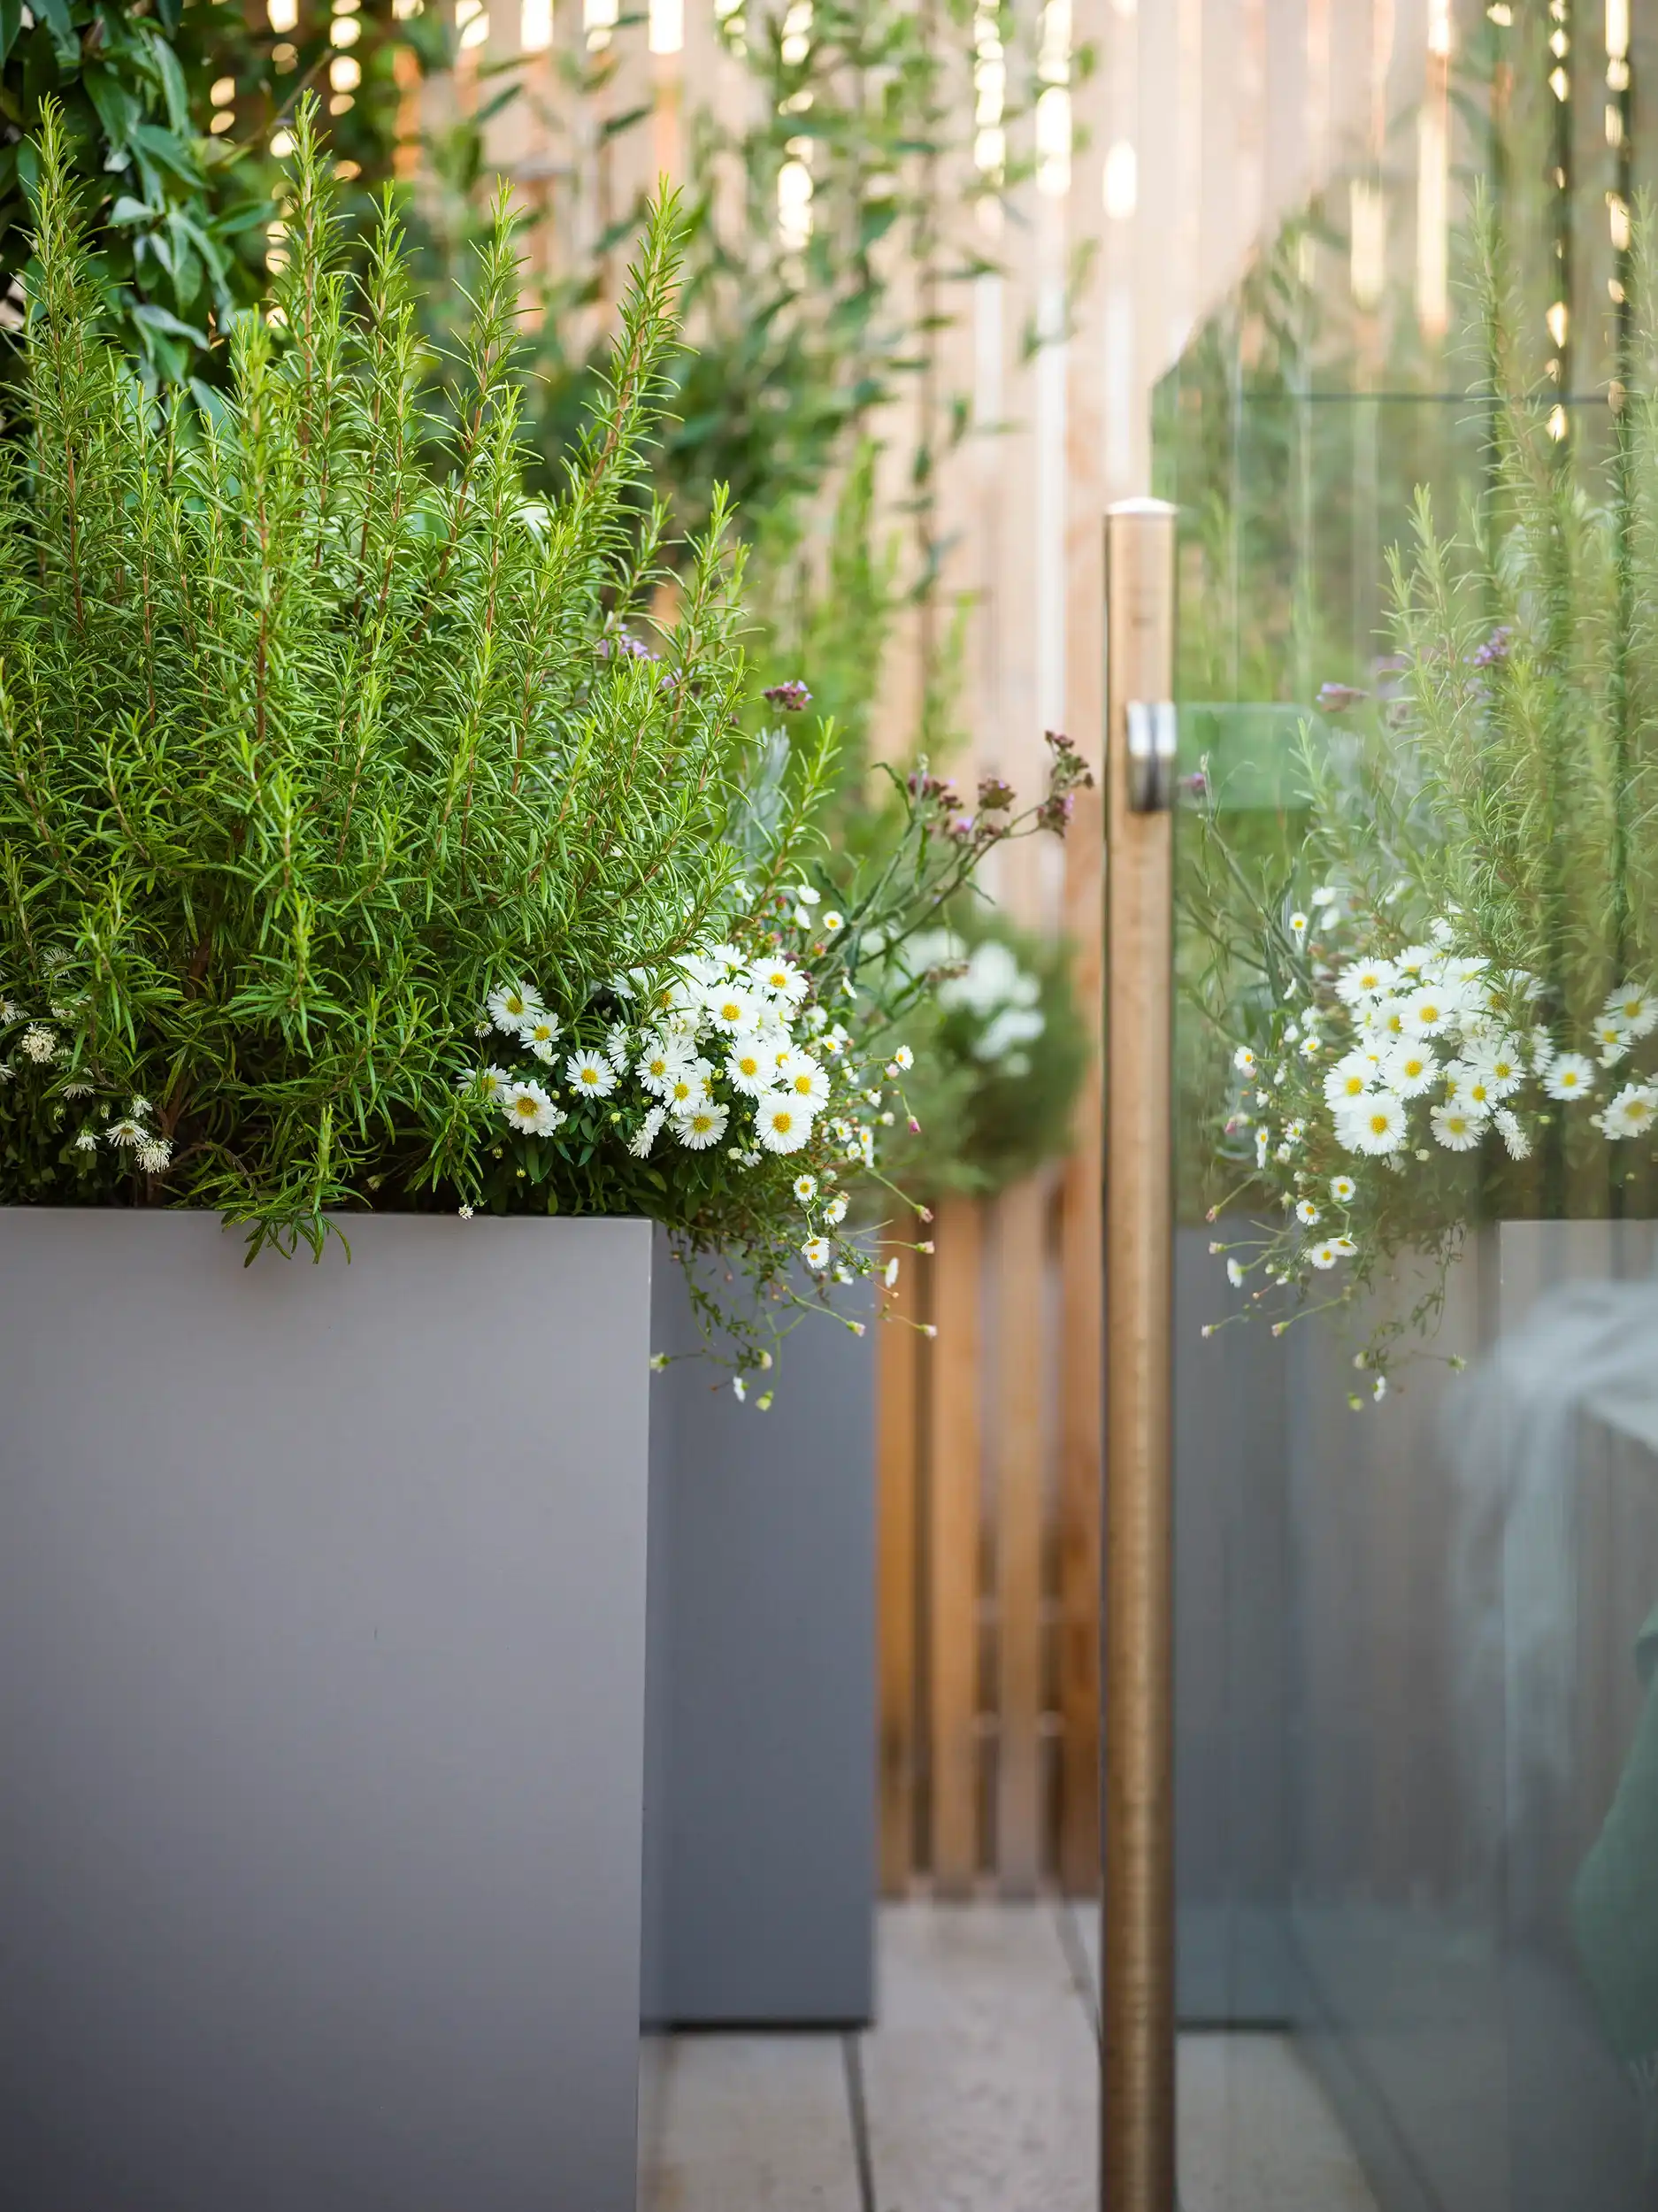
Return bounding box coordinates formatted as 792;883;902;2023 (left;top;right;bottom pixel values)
0;1211;651;2212
645;1240;876;2026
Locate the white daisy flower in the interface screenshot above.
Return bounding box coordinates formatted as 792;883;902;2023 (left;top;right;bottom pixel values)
1335;957;1397;1006
885;1256;901;1287
1471;1039;1524;1096
794;1172;818;1202
487;980;544;1033
822;910;845;933
136;1138;172;1174
1324;1052;1378;1110
1544;1052;1594;1101
1255;1126;1270;1168
62;1080;91;1098
725;1037;772;1095
664;1060;716;1113
566;1048;618;1099
1402;986;1455;1038
1430;1102;1483;1151
824;1192;849;1225
1605;986;1658;1041
627;1106;667;1158
794;884;823;908
1451;1064;1496;1114
1339;1094;1409;1156
1593;1018;1631;1065
778;1051;830;1108
1226;1257;1245;1287
1288;911;1309;938
755;1094;814;1153
503;1079;565;1136
702;981;758;1034
751;954;809;1008
1329;1235;1357;1257
1330;1174;1356;1202
891;1044;914;1071
1234;1046;1257;1077
1300;1034;1323;1061
802;1236;831;1271
1493;1107;1531;1160
604;1023;632;1071
1296;1199;1321;1225
732;1375;748;1402
1385;1042;1438;1097
1363;998;1410;1044
106;1116;146;1146
1393;944;1434;983
72;1126;97;1153
466;1063;512;1105
1309;1241;1345;1270
673;1102;730;1149
20;1025;57;1064
1599;1083;1658;1139
637;1036;691;1096
518;1012;564;1062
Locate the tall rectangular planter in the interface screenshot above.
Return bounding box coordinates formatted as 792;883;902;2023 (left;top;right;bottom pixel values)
0;1209;653;2212
642;1240;876;2028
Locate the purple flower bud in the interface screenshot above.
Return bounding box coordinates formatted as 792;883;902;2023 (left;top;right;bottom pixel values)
763;680;813;712
978;775;1017;812
1470;625;1513;668
1316;682;1368;713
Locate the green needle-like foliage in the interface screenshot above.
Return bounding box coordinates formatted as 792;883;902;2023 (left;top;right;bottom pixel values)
0;96;752;1253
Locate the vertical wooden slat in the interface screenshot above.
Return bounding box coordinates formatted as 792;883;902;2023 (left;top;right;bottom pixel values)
994;1175;1048;1894
928;1194;983;1896
878;1244;920;1896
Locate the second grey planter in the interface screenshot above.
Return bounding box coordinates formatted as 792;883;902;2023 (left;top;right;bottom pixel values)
0;1209;653;2212
643;1238;877;2027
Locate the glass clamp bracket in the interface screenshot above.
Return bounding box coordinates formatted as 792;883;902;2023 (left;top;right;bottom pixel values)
1125;700;1178;814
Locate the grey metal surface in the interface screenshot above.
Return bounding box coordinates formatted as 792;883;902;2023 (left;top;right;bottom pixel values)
0;1209;653;2212
644;1238;877;2027
1174;1227;1294;2024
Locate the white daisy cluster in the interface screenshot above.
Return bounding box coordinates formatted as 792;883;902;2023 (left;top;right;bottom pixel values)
0;996;173;1176
464;918;907;1199
1309;943;1658;1160
904;929;1045;1073
1218;913;1658;1338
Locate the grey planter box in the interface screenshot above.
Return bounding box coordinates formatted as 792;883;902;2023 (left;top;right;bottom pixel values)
0;1209;653;2212
643;1240;876;2027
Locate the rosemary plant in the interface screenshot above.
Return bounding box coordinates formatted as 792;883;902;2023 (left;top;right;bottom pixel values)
0;97;750;1251
0;100;1087;1380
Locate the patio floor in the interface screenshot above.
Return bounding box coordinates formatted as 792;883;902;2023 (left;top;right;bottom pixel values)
641;1901;1377;2212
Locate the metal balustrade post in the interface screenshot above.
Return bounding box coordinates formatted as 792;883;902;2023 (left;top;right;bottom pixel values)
1101;496;1178;2212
